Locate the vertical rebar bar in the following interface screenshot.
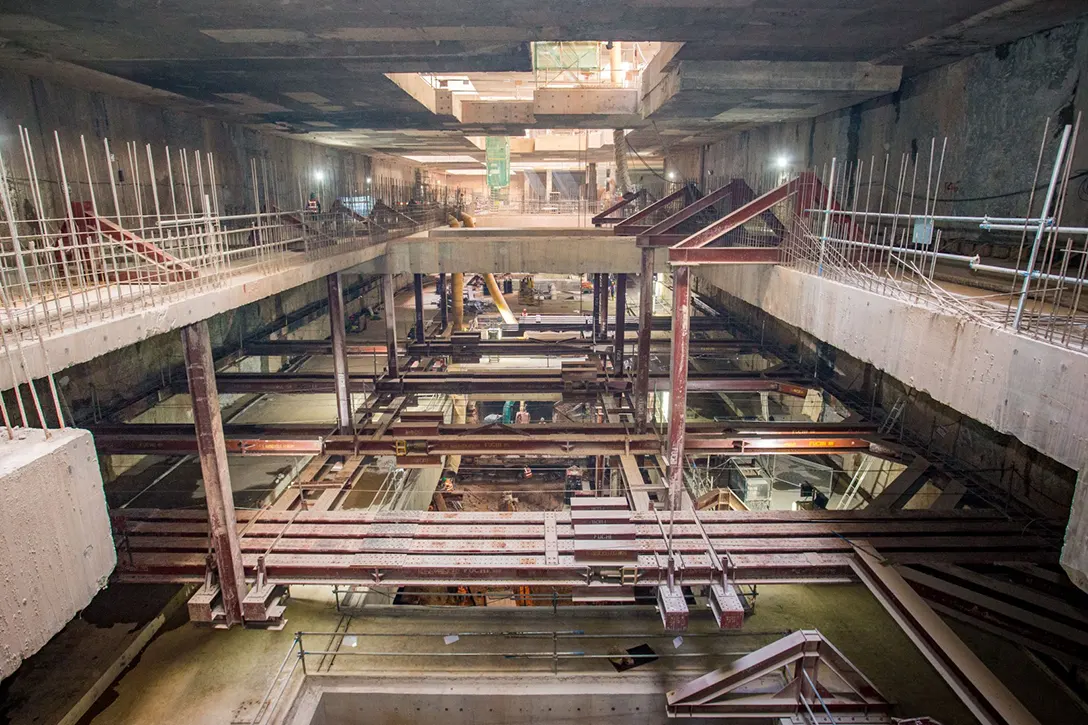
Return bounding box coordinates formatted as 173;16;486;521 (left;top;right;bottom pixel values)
817;158;836;276
1014;124;1071;330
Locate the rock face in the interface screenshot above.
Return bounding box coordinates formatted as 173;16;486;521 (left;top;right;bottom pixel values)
0;428;115;680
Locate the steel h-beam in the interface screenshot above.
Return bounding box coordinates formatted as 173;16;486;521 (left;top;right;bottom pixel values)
591;274;601;342
667;266;692;509
600;274;610;346
668;177;798;265
326;273;353;434
451;273;464;332
852;544;1042;725
413;273;425;341
437;273;448;329
180;321;247;626
635;248;655;432
614;183;695;236
614;273;627;372
382;274;398;375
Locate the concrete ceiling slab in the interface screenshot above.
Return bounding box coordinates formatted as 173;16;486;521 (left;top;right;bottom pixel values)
0;0;1082;155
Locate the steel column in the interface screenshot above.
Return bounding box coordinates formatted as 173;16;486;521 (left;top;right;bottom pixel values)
591;274;601;342
437;272;448;329
326;272;353;434
382;274;398;375
181;322;247;626
600;274;610;345
413;273;425;341
635;248;655;432
666;266;691;510
451;272;464;332
614;273;627;372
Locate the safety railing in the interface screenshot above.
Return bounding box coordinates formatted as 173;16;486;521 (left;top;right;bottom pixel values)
245;625;782;725
0;206;377;342
778;115;1088;353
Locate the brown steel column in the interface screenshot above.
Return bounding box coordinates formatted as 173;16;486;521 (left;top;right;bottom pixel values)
438;273;448;330
451;272;464;332
413;273;425;342
181;321;247;626
600;274;610;345
666;265;691;510
635;248;655;432
382;273;398;375
614;273;627;372
591;274;601;342
327;272;353;434
587;162;598;206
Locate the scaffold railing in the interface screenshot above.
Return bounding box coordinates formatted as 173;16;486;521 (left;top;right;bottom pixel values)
0;126;444;438
777;115;1088;353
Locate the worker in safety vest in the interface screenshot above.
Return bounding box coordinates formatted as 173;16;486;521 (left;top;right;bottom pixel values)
306;192;321;213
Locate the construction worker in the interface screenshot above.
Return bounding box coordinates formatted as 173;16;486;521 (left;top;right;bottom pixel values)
515;403;531;425
306;192;321;213
523;466;533;479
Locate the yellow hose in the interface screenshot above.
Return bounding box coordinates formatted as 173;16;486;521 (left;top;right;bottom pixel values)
484;273;517;325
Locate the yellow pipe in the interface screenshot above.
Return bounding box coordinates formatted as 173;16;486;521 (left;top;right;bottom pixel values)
451;272;464;331
484;273;517;325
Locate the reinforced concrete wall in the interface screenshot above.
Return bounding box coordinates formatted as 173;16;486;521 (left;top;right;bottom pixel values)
693;265;1084;517
670;18;1088;226
0;428;114;680
0;68;418;222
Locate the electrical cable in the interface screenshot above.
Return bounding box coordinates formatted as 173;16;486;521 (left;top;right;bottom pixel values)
625;137;670;183
849;169;1087;204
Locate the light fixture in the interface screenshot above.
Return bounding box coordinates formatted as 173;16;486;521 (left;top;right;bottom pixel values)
666;170;677;181
313;169;325;181
366;176;372;184
775;155;790;170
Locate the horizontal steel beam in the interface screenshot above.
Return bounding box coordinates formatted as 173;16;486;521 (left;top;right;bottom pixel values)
110;509;1056;589
208;370;809;396
507;315;734;332
243;338;763;358
668;247;781;266
92;420;880;457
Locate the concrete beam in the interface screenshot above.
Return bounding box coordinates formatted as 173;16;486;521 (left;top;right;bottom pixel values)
0;428;114;679
387;230;664;274
454;97;535;124
386;73;454;116
642;60;902;123
534;87;638;115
